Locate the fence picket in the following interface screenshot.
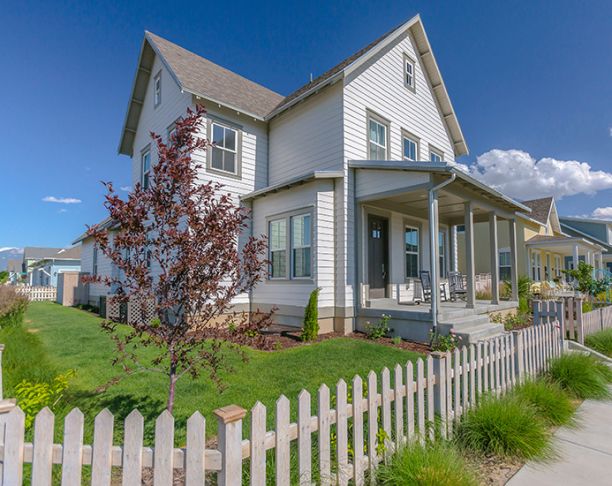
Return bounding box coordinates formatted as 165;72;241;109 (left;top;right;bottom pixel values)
416;359;425;442
275;395;290;486
367;370;379;481
185;412;205;486
62;408;84;486
352;375;365;486
453;348;461;418
297;390;312;486
122;410;143;486
476;342;483;396
91;409;114;486
469;344;476;407
444;352;453;433
405;361;415;441
426;356;434;440
32;407;54;486
461;347;468;410
393;364;404;449
336;380;349;486
380;368;392;456
154;410;174;486
482;341;489;393
3;407;25;486
500;337;506;394
250;402;266;485
489;339;496;392
318;385;331;486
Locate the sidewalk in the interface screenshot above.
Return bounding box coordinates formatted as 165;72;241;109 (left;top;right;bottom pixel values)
506;395;612;485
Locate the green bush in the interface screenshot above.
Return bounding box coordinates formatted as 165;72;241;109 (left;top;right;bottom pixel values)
301;287;321;342
377;441;477;486
0;286;29;327
504;274;533;300
455;393;553;461
546;352;612;400
365;314;392;339
513;379;576;427
585;328;612;358
518;297;531;315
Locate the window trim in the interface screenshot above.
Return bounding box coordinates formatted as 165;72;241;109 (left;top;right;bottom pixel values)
366;110;390;161
404;223;421;280
291;213;312;279
266;207;315;282
429;145;444;163
268;219;287;280
499;248;511;281
401;129;420;162
141;146;151;190
154;71;162;108
206;117;243;179
438;229;448;279
92;246;98;276
403;53;416;92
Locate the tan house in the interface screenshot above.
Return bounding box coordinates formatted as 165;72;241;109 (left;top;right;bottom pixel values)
457;197;605;284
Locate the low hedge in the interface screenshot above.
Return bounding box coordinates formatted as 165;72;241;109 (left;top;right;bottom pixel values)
0;286;29;327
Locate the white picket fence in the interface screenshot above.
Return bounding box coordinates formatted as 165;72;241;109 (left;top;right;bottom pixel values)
0;322;561;486
14;286;57;302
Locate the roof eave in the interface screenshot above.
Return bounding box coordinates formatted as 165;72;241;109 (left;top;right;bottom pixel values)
241;170;344;201
185;87;266;121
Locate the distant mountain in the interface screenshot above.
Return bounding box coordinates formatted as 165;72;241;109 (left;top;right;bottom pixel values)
0;247;24;271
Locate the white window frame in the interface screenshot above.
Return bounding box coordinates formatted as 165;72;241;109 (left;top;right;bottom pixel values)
207;118;242;178
404;54;416;91
367;112;389;161
93;247;98;276
405;225;420;279
554;255;562;277
141;148;151;190
291;214;312;279
438;231;447;279
531;250;542;282
154;72;162;107
269;219;287;280
402;131;419;161
429;147;443;163
499;248;511;281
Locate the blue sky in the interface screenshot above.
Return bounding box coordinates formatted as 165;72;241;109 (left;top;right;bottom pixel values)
1;0;611;249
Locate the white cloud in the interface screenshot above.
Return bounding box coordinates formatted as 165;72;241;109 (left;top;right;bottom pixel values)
0;247;23;253
120;186;132;192
58;208;67;213
452;149;612;200
42;196;82;204
609;128;612;137
572;207;612;220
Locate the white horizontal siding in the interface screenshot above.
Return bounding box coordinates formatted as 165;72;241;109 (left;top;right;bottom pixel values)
355;170;431;200
268;82;344;186
81;236;114;304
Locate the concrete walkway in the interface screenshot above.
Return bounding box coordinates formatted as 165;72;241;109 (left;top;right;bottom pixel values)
507;395;612;485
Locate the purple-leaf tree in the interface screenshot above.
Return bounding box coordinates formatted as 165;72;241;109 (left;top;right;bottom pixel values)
84;106;275;412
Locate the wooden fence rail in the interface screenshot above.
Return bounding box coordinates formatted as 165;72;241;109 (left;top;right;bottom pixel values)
13;286;57;302
0;322;561;486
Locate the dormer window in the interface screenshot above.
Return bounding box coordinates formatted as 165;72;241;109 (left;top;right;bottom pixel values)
154;72;162;107
404;55;416;91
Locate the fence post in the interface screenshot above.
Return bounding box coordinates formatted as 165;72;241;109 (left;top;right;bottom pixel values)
575;297;584;345
555;300;565;349
512;330;524;385
533;300;541;326
431;351;447;439
213;404;247;486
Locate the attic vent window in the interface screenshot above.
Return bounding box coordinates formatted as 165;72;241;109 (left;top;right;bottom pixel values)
404;55;416;91
154;72;162;107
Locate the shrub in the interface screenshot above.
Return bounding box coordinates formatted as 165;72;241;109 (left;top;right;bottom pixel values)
301;287;321;342
455;393;553;461
377;441;477;486
392;336;402;345
365;314;392;339
476;284;492;301
546;352;612;400
518;296;531;315
585;328;612;358
504;274;533;300
513;379;576;427
429;328;462;352
0;286;29;327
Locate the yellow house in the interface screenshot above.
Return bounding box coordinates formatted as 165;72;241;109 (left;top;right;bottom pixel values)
457;197;605;284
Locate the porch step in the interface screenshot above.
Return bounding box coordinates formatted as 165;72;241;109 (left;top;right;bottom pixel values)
438;314;491;332
438;314;504;344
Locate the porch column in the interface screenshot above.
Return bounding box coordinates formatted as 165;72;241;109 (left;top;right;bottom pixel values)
450;226;458;272
572;245;579;271
430;192;441;315
489;212;499;305
464;201;476;308
509;218;519;302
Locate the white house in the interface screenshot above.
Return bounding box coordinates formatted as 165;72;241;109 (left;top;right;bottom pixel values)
104;14;529;342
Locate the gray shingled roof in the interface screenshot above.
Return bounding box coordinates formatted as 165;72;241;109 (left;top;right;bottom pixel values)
23;247;63;261
7;259;22;273
48;246;81;260
147;32;285;118
519;197;554;226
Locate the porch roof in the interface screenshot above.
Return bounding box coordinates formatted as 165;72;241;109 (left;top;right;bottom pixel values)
525;234;605;254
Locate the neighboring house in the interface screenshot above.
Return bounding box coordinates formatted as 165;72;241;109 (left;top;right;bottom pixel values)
110;14;530;342
72;217;122;306
559;217;612;273
7;259;23;285
457;197;605;283
22;247;63;286
29;246;82;287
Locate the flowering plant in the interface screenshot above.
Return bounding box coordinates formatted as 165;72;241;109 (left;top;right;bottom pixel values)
429;327;462;352
365;314;393;339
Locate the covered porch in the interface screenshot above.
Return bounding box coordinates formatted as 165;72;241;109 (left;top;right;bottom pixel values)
351;161;529;342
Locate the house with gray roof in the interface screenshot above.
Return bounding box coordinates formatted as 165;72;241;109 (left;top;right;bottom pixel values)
103;14;539;343
22;247;63;285
28;246;82;287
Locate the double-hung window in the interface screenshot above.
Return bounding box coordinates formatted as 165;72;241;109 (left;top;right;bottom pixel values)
269;220;287;279
403;134;418;161
141;150;151;190
405;226;419;279
439;233;446;279
292;214;311;278
154;72;161;107
368;117;387;160
499;249;512;281
211;122;238;174
404;55;415;90
430;150;443;163
93;247;98;276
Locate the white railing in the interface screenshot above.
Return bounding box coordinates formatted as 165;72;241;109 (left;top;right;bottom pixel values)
0;322;561;486
14;286;57;301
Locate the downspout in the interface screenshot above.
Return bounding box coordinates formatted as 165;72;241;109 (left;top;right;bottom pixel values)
429;172;456;342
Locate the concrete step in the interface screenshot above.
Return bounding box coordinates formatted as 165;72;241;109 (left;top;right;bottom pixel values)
454;323;505;343
438;314;491;332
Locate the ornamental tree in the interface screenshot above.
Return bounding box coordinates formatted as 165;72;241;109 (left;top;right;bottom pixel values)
84;106;274;412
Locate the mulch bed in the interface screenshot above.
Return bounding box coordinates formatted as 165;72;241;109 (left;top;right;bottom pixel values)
505;314;534;332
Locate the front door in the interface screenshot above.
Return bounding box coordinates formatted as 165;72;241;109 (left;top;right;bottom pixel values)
368;215;389;299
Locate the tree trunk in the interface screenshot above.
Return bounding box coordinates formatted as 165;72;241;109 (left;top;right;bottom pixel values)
168;351;177;413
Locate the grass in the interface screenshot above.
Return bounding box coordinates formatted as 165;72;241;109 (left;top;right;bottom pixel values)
545;352;612;400
585;328;612;358
512;379;576;427
377;441;478;486
7;301;424;447
455;393;554;462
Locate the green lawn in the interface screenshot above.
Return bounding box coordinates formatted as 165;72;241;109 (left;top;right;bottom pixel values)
5;301;424;445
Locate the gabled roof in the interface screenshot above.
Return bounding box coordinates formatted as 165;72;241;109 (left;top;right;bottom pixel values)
23;247;63;261
7;259;22;273
519;197;554;226
267;14;469;157
560;222;612;253
525;234;604;252
118;32;285;156
72;216;120;245
48;246;81;261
